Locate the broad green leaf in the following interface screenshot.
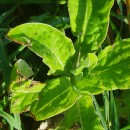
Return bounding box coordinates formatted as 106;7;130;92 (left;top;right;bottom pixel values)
15;59;34;78
93;39;130;90
7;23;75;76
77;95;103;130
30;77;80;121
68;0;114;52
57;95;104;130
10;79;45;113
76;74;104;95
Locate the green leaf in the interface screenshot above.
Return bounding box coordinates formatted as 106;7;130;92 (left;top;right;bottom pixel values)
56;104;80;129
0;110;22;130
71;53;98;75
10;59;45;113
10;79;45;113
77;95;104;130
76;74;104;95
68;0;114;52
7;23;75;76
93;39;130;90
15;59;34;78
30;77;80;121
10;59;33;82
57;95;104;130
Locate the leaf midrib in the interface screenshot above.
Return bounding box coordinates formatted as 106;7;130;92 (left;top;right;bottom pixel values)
35;87;71;115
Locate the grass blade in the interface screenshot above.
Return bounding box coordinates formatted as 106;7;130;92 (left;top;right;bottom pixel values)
110;91;119;130
103;91;110;128
91;95;108;130
14;114;22;129
0;110;22;130
0;39;10;89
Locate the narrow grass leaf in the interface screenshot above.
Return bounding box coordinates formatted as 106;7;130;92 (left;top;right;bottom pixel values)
14;114;22;129
0;39;10;88
0;6;16;24
110;91;119;130
0;110;22;130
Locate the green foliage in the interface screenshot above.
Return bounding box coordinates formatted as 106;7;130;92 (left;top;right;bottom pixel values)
93;39;130;90
7;23;75;76
10;79;45;113
30;77;80;120
68;0;114;52
1;0;130;129
15;59;34;78
77;95;104;130
76;74;104;95
0;110;22;130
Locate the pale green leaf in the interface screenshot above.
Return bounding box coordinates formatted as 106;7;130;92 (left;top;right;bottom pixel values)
30;77;80;121
77;95;104;130
68;0;114;52
16;59;34;78
10;79;45;113
7;23;75;76
93;39;130;90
